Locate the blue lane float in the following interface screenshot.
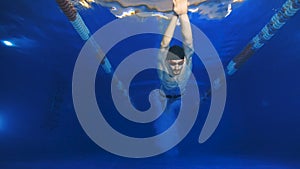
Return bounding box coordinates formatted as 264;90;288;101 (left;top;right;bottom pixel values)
56;0;112;74
227;0;300;75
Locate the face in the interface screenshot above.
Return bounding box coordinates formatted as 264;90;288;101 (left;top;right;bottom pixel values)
167;59;185;76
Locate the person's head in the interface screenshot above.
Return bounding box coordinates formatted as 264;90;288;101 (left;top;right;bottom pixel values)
166;45;185;76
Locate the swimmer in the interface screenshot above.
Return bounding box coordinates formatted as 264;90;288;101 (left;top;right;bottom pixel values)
153;0;194;156
158;0;194;98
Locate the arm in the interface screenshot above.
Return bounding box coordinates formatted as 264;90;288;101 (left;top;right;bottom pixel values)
158;15;178;80
161;0;192;50
179;13;194;61
174;0;194;60
179;14;193;51
161;15;178;48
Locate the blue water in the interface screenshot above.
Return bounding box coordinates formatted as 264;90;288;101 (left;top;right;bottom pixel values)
0;0;300;168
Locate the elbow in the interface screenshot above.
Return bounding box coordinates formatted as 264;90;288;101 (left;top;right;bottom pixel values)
161;39;169;48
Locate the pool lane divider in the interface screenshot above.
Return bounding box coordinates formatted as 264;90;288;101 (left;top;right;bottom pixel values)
227;0;300;75
56;0;112;74
202;0;299;101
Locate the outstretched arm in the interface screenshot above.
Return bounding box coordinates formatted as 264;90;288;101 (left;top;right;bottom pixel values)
161;15;178;48
160;0;190;49
158;15;177;81
179;13;194;60
161;0;193;50
179;14;193;50
174;0;194;59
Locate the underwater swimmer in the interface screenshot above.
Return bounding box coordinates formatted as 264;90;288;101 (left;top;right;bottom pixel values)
153;0;194;155
158;0;194;98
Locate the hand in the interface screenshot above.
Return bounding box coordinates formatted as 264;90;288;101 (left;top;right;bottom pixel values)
173;0;189;15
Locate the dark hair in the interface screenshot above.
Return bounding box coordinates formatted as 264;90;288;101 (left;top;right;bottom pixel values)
166;45;185;60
